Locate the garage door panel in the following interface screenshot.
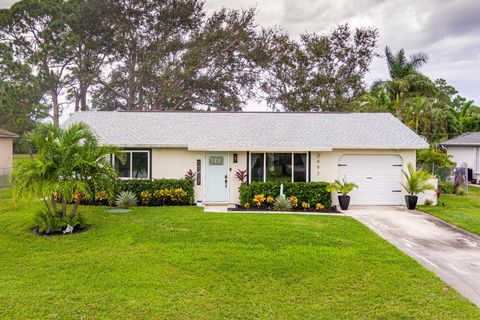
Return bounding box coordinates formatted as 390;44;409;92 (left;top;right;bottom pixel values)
338;155;403;206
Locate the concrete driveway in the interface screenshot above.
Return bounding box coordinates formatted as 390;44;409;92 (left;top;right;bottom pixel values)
348;206;480;307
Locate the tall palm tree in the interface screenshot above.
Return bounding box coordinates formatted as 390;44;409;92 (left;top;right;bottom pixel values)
12;122;123;219
372;47;437;118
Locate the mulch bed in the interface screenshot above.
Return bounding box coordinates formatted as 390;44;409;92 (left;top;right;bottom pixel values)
31;225;91;237
228;205;341;214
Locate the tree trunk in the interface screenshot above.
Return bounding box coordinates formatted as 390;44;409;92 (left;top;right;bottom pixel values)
52;90;60;127
43;198;53;216
69;196;82;220
51;195;57;213
80;84;88;111
62;197;68;219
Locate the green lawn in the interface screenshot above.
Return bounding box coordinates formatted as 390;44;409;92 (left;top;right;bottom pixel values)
0;189;478;319
419;186;480;236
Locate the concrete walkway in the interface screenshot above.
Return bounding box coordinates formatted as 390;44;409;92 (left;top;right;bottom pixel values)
348;206;480;307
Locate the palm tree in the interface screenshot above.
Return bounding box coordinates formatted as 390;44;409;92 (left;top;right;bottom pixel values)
12;122;123;220
372;47;437;118
447;101;480;136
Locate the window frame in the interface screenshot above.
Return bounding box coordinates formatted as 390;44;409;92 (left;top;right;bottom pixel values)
248;152;309;183
112;149;151;180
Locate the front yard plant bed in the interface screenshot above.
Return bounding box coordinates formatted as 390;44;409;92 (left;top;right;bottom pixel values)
31;225;91;237
229;205;341;214
1;187;480;318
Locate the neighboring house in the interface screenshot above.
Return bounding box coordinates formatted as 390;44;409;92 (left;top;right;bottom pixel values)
0;129;18;177
439;132;480;182
65;112;431;206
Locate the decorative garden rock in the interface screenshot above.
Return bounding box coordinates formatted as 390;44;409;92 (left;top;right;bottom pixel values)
63;224;74;234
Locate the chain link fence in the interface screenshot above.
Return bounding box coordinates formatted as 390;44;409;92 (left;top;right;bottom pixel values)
0;167;13;189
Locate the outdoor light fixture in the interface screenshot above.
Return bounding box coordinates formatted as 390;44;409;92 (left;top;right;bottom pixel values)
233;153;238;163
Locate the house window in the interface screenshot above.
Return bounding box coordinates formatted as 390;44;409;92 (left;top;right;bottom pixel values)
250;153;308;183
266;153;292;182
250;153;264;182
113;150;150;179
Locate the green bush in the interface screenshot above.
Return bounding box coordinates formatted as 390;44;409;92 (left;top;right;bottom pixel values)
438;181;455;194
34;209;86;233
118;179;194;206
240;182;332;209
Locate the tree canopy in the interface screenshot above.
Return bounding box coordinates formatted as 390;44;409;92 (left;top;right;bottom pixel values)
0;0;478;145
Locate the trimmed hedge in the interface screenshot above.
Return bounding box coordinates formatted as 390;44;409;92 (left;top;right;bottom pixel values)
118;179;194;206
240;181;332;208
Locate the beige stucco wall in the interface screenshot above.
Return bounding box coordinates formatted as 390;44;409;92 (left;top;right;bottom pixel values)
151;148;247;204
151;148;204;202
228;151;247;204
0;137;14;176
310;149;418;206
150;148;434;206
446;146;480;178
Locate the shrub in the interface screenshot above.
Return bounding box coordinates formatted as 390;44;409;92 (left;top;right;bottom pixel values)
438;181;455;194
301;202;310;210
34;210;86;233
140;191;152;206
424;199;433;206
115;191;138;208
455;187;465;196
34;210;65;233
240;181;331;209
118;179;194;206
273;195;292;211
316;203;325;210
253;194;266;207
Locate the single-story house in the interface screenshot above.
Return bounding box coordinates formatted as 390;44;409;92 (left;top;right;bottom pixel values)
0;129;18;177
65;111;432;206
439;132;480;182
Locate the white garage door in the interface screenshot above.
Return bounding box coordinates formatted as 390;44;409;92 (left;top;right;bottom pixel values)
338;155;403;205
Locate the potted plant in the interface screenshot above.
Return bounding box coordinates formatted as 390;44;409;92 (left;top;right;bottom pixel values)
327;178;358;210
402;163;435;210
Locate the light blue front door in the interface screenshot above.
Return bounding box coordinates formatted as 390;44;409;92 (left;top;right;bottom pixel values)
204;152;228;202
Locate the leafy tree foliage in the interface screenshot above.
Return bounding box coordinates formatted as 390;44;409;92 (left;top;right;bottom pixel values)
93;0;268;111
0;43;48;134
0;0;75;126
261;25;379;111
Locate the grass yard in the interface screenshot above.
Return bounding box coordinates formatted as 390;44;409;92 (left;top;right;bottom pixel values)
0;188;479;319
419;186;480;236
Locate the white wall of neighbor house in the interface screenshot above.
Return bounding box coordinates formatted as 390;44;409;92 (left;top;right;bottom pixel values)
418;178;438;206
0;137;14;175
309;149;421;206
446;146;480;178
151;148;204;203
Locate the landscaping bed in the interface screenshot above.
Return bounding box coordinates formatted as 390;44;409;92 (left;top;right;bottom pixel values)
228;204;341;214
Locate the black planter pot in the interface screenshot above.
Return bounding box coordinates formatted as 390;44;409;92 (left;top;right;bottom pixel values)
338;195;351;210
405;195;418;210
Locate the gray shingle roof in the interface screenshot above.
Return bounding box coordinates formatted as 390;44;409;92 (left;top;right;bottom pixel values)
0;129;18;138
439;132;480;146
63;111;428;151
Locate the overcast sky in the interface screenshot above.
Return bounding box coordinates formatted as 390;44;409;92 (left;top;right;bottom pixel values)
2;0;479;110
